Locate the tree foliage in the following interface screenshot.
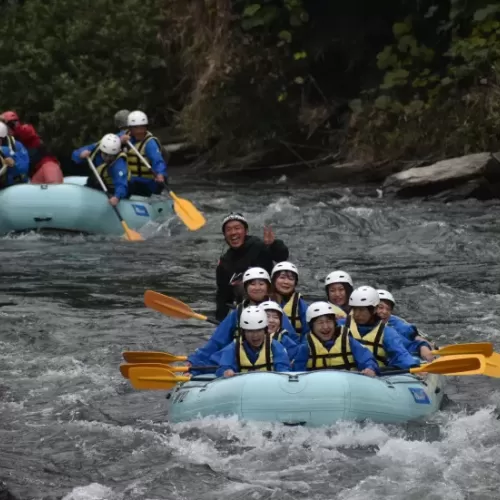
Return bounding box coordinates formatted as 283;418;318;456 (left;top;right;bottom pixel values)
1;0;500;167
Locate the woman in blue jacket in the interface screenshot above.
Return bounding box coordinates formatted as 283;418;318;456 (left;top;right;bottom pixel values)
216;306;290;377
293;301;378;375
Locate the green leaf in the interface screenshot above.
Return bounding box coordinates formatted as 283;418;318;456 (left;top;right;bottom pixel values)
348;98;363;113
393;21;411;38
293;51;307;60
243;4;262;17
473;4;500;22
278;30;292;43
374;95;392;110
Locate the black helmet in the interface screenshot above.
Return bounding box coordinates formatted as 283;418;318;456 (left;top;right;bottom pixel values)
221;212;248;233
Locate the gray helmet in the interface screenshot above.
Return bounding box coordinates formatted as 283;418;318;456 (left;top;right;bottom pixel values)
114;109;130;129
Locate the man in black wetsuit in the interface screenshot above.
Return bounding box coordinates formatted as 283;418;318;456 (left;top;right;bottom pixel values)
215;212;289;321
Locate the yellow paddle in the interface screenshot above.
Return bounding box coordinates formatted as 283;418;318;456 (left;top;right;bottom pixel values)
432;342;494;357
144;290;220;325
379;354;487;377
485;352;500;377
129;366;192;390
120;363;217;378
122;351;187;364
87;158;144;241
127;355;490;391
126;140;206;231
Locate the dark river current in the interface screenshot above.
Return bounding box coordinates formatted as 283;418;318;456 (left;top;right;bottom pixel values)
1;177;500;499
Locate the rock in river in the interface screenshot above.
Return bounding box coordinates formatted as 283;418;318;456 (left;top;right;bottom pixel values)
383;152;500;201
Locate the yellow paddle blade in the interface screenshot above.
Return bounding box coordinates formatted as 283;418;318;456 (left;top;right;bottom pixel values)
120;363;173;378
432;342;494;357
410;354;486;376
120;363;191;378
144;290;209;322
122;351;188;364
128;366;191;390
484;352;500;378
120;220;144;242
169;190;206;231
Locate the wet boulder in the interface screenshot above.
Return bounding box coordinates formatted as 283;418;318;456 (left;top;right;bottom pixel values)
293;160;404;184
0;482;20;500
383;153;500;201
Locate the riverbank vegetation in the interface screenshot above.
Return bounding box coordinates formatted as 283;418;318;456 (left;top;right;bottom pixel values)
1;0;499;170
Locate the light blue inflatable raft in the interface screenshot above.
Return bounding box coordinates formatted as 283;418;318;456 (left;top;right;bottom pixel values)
167;370;445;427
0;176;173;236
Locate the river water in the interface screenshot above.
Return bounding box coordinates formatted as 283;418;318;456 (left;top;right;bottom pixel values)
1;178;500;499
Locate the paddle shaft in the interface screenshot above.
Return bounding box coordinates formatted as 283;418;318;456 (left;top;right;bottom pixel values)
0;165;7;177
127;141;155;174
87;158;126;223
127;140;172;190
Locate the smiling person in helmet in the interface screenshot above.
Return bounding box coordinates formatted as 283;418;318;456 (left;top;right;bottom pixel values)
0;122;30;190
188;267;298;373
216;212;289;321
1;110;63;184
260;300;299;361
377;290;434;362
324;270;353;318
293;301;378;375
124;110;167;197
72;134;130;206
216;306;291;377
342;286;419;370
271;261;309;340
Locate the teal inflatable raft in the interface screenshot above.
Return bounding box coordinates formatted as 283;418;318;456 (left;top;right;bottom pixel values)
167;370;445;427
0;177;173;236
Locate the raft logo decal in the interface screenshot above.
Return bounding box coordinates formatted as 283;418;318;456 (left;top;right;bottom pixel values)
408;387;431;404
132;204;149;217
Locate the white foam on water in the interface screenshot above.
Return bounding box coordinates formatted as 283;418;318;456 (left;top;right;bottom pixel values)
61;483;117;500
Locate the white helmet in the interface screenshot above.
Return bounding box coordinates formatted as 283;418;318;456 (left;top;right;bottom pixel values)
349;286;380;307
306;301;336;323
260;300;283;316
242;267;271;284
377;289;395;306
271;261;298;280
325;270;353;287
127;110;148;127
99;134;122;155
0;122;8;138
240;306;268;330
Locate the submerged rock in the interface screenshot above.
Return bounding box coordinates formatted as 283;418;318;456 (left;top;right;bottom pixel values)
293;160;404;184
383;152;500;201
0;482;20;500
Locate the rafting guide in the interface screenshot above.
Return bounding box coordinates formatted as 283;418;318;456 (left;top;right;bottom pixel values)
215;212;290;321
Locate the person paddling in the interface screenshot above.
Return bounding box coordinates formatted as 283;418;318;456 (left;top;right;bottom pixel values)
1;110;63;184
377;289;434;362
0;122;29;189
293;301;378;376
342;286;420;370
71;134;130;206
216;306;291;378
122;110;167;197
271;261;309;340
216;212;289;321
114;109;130;136
261;300;299;362
188;267;298;373
324;270;353;317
